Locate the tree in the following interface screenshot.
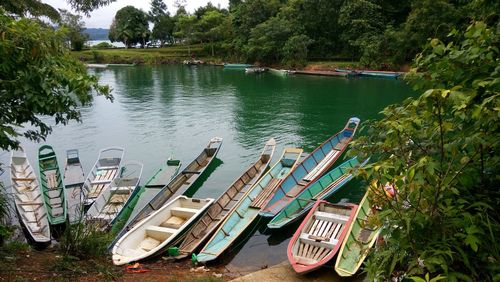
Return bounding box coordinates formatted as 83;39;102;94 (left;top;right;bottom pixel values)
152;15;175;46
149;0;168;21
197;10;225;56
59;9;88;51
245;17;293;63
108;6;150;48
0;9;111;151
350;22;499;280
282;34;313;68
174;14;197;54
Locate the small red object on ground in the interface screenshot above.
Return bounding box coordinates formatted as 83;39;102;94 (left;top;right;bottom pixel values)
126;263;151;273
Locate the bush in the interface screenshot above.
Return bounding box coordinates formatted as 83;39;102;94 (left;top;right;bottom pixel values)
93;41;114;49
282;34;313;68
59;222;112;259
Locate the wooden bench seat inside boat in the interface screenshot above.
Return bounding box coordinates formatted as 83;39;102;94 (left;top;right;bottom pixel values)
303;150;341;182
109;194;129;204
110;186;134;193
145;225;176;242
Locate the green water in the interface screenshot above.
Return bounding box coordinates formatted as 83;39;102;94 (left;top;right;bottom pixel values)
0;65;415;273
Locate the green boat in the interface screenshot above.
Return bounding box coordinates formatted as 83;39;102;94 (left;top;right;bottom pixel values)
110;158;181;235
335;191;381;277
267;157;366;229
196;148;303;263
38;145;67;225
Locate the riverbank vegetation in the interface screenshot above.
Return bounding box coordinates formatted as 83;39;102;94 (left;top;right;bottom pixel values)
351;21;499;281
99;0;499;69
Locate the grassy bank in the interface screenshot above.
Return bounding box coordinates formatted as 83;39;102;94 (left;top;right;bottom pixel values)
72;44;365;70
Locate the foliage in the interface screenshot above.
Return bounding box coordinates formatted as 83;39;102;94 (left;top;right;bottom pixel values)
109;6;150;48
59;222;112;259
174;14;197;51
59;9;88;51
350;22;499;281
0;10;111;151
0;0;61;21
244;17;292;63
152;15;175;47
197;10;226;56
282;34;313;68
92;41;114;49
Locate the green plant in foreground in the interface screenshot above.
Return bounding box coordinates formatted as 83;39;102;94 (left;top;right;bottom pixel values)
59;222;112;259
350;21;499;281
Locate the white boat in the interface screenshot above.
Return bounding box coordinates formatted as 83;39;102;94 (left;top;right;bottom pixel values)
112;196;214;265
245;67;267;74
86;161;143;230
10;147;51;244
68;147;124;222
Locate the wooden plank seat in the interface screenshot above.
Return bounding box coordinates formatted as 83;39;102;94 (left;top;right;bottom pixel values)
110;186;134;193
145;225;176;242
250;178;281;208
109;194;128;204
314;211;349;223
303;150;341;182
333;138;349;150
91;179;113;185
12;177;36;182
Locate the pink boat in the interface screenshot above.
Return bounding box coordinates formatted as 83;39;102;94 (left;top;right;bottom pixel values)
287;200;358;274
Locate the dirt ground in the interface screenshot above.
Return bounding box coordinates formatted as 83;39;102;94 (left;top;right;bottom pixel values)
0;247;228;282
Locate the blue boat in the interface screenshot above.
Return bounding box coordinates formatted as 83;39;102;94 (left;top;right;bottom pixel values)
259;117;361;218
267;157;368;229
196;148;303;263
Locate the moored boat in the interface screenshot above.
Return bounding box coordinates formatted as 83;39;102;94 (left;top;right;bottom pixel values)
259;117;360;217
110;157;181;235
224;63;252;69
288;200;358;274
359;71;400;79
267;157;366;229
196;147;303;263
245;67;267;74
10;147;51;244
64;149;85;222
269;68;293;77
38;145;67;226
86;161;143;230
111;196;214;265
68;147;124;222
335;191;381;277
110;137;222;249
177;138;276;258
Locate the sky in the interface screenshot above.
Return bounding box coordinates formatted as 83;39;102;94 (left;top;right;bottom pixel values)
43;0;229;28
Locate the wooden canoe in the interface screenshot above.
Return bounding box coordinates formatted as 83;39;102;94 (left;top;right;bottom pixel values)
335;191;381;277
110;158;181;235
38;145;67;226
259;117;360;218
111;196;214;265
110;137;222;249
177;138;276;258
68;147;124;222
288;200;358;274
196;147;303;263
86;161;143;230
267;157;366;229
10;147;51;244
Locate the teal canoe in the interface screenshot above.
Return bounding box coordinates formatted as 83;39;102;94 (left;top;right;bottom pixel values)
335;191;381;276
196;148;303;263
110;158;181;235
259;117;360;218
267;157;366;229
109;137;223;250
38;145;67;225
224;63;252;69
177;138;276;259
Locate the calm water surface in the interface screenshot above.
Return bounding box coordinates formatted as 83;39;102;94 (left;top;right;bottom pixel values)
0;65;415;276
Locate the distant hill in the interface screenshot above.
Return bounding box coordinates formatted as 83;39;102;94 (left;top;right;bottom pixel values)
84;28;109;40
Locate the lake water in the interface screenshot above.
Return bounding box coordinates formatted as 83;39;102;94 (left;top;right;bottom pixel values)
0;65;415;276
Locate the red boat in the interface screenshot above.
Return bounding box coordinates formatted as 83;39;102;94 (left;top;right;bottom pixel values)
287;200;358;274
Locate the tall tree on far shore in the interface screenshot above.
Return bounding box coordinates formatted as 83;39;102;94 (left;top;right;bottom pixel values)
109;6;150;48
59;9;88;51
149;0;173;47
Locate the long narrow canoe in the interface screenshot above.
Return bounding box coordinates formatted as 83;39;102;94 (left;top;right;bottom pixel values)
110;158;181;235
335;191;381;277
177;138;276;258
63;149;85;190
224;63;252;69
10;147;51;244
196;148;303;263
112;196;214;265
288;200;358;274
269;68;294;77
86;161;143;230
68;147;124;222
360;71;400;79
267;157;365;229
259;117;360;217
38;145;67;226
110;137;222;249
